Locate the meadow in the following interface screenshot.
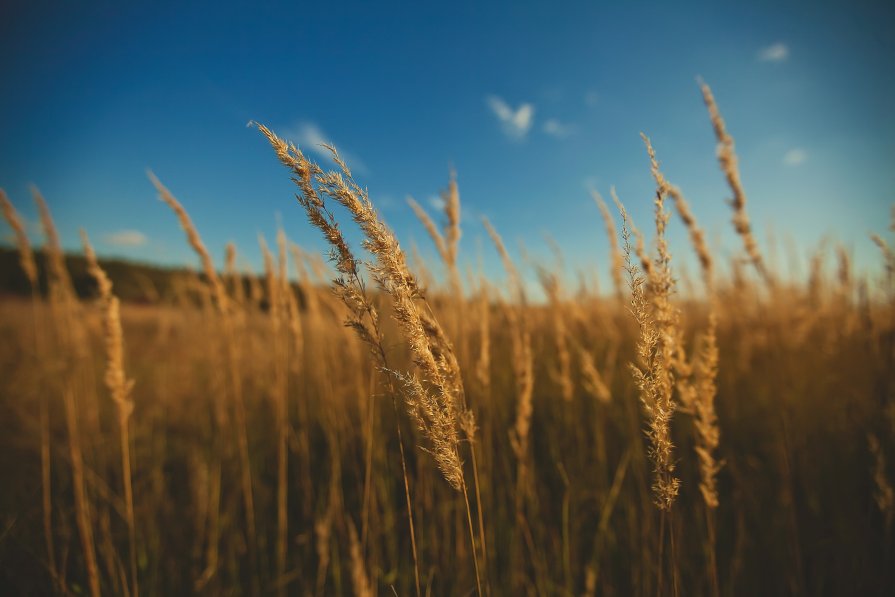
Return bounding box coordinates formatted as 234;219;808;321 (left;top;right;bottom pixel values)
1;83;893;596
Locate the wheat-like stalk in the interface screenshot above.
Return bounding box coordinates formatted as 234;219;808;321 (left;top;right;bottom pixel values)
280;236;305;373
323;159;472;481
871;234;895;283
537;265;574;403
575;342;612;404
347;521;374;597
224;242;247;309
34;190;101;597
643;136;722;511
34;189;79;308
482;217;533;460
259;123;471;488
148;173;229;313
256;123;449;595
615;185;657;287
260;231;291;597
869;434;895;529
149;173;258;584
407;170;463;297
481;216;534;589
1;189;38;288
289;243;318;314
408;196;446;256
81;230;139;597
591;188;624;301
836;245;852;298
1;189;57;583
658;179;714;292
257;123;486;594
81;233;135;417
700;81;769;282
615;181;680;511
693;312;721;509
475;281;492;395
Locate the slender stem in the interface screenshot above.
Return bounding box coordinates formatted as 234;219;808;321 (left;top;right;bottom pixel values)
31;294;56;583
669;509;680;597
223;319;258;595
119;411;138;597
469;442;488;589
40;390;55;576
395;420;422;597
367;306;422;597
360;370;375;551
657;510;665;597
271;290;288;597
63;385;102;597
276;402;287;597
512;459;528;590
197;457;222;591
462;478;484;596
705;506;719;597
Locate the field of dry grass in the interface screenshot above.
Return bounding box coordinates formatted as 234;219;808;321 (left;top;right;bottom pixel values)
1;84;893;596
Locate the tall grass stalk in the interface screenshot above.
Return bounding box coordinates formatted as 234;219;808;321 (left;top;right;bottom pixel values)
1;190;56;585
149;172;259;590
35;191;102;597
255;123;427;595
81;231;139;597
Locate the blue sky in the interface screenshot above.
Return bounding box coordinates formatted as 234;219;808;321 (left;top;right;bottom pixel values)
1;0;893;292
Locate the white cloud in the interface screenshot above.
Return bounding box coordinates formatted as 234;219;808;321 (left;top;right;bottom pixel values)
585;90;599;107
543;118;575;138
428;195;446;211
783;148;807;166
758;42;789;62
281;121;368;174
104;230;147;247
486;95;534;140
372;194;397;211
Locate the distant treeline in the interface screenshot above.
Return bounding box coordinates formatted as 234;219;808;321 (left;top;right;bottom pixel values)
0;246;278;305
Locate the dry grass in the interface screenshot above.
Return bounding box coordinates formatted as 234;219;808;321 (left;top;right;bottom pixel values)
81;230;139;597
0;83;893;597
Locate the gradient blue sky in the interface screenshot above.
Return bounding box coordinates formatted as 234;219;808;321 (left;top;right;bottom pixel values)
2;0;893;290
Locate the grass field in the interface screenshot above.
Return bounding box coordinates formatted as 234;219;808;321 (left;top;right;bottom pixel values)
1;84;893;596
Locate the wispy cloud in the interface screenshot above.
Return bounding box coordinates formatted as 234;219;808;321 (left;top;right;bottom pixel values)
543;118;575;138
427;194;446;211
783;148;807;166
758;42;789;62
104;230;148;247
372;193;397;211
486;95;534;140
281;121;369;174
